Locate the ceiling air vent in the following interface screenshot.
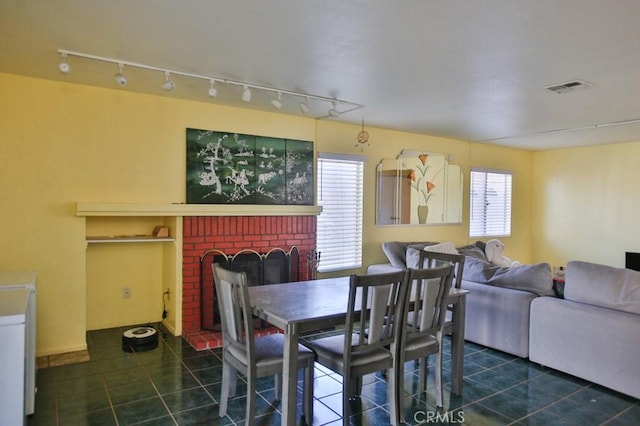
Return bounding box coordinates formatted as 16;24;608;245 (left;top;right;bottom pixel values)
545;80;593;94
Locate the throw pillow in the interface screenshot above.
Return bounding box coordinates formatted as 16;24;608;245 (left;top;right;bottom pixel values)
458;245;488;261
382;241;409;268
405;246;422;269
423;241;458;255
382;241;439;268
462;256;554;296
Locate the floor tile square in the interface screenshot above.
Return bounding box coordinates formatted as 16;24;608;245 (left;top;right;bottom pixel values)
161;386;216;414
113;397;170;425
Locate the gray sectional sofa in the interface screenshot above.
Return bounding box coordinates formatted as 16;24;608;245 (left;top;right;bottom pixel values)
530;260;640;399
368;242;640;399
367;241;554;358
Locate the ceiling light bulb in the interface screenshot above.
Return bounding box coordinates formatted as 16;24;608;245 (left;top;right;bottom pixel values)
271;92;282;109
162;71;175;91
114;63;127;86
328;101;340;117
58;54;70;74
208;79;217;98
299;97;309;114
242;85;251;102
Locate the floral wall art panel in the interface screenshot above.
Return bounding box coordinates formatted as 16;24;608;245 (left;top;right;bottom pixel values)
404;152;446;224
186;128;314;205
285;139;314;205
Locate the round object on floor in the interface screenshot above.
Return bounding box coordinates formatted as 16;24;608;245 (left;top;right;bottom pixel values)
122;326;158;352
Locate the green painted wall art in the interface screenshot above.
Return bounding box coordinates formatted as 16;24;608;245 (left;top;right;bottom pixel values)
186;128;314;205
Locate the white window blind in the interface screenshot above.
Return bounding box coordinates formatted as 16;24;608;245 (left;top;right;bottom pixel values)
469;168;512;237
317;153;364;272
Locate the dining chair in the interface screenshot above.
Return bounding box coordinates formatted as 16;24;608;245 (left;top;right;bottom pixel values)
212;264;315;425
418;250;465;335
303;270;409;426
397;265;454;415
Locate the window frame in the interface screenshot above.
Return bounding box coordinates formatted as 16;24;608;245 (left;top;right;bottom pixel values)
469;168;513;238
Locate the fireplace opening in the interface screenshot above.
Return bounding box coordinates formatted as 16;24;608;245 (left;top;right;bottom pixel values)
200;247;300;331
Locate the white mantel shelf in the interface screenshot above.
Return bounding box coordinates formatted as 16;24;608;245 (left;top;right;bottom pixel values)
75;202;322;217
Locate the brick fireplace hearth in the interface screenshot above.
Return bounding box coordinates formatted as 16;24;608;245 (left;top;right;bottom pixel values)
182;215;317;349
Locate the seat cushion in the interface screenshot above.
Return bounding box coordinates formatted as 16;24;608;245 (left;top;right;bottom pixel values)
227;333;314;370
403;333;438;353
305;334;392;372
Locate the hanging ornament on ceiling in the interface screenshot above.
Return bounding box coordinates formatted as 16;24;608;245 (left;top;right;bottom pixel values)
356;118;370;151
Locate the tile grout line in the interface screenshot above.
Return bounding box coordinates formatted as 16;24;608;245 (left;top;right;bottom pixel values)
133;334;180;426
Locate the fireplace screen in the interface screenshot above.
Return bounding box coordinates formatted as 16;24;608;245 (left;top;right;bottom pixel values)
200;247;300;330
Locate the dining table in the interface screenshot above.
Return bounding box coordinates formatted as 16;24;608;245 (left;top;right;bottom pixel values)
248;276;468;426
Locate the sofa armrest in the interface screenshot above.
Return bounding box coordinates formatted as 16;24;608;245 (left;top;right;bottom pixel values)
366;263;404;274
462;279;538;357
530;297;640;399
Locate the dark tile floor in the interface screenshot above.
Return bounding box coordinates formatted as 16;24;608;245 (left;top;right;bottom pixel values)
29;324;639;425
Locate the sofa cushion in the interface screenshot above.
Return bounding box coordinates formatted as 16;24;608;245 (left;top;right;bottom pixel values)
382;241;437;268
458;245;488;261
462;256;554;296
406;247;422;269
423;241;458;255
565;260;640;315
405;241;458;269
382;241;408;268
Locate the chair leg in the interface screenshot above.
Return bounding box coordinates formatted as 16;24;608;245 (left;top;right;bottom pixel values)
388;366;400;426
303;362;314;426
419;357;428;392
342;374;351;426
219;361;235;417
353;377;363;397
435;351;443;408
274;373;282;400
245;372;256;426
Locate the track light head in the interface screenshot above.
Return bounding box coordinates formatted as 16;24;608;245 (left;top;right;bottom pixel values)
114;63;127;86
208;79;217;98
58;53;70;74
299;97;309;114
242;85;251;102
328;101;340;117
162;71;175;91
271;92;282;109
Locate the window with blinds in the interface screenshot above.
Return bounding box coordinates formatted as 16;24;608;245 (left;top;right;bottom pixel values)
469;168;512;237
316;153;365;272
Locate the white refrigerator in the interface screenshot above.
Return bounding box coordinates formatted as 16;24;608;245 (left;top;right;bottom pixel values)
0;288;30;425
0;271;37;418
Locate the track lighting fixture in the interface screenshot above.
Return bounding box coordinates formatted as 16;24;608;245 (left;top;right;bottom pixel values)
271;92;283;109
162;71;175;91
299;97;309;114
58;53;70;74
114;63;127;86
208;79;217;98
56;49;365;118
328;101;340;117
241;85;252;102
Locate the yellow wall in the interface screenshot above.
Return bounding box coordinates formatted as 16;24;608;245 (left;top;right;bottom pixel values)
0;72;535;356
532;141;640;268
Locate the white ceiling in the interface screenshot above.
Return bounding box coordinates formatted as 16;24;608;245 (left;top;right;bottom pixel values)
2;1;640;150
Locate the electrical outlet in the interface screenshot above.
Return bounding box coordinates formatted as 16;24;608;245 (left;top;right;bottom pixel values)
123;287;131;299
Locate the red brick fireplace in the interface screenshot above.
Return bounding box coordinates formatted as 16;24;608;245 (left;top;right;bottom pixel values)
182;215;317;349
